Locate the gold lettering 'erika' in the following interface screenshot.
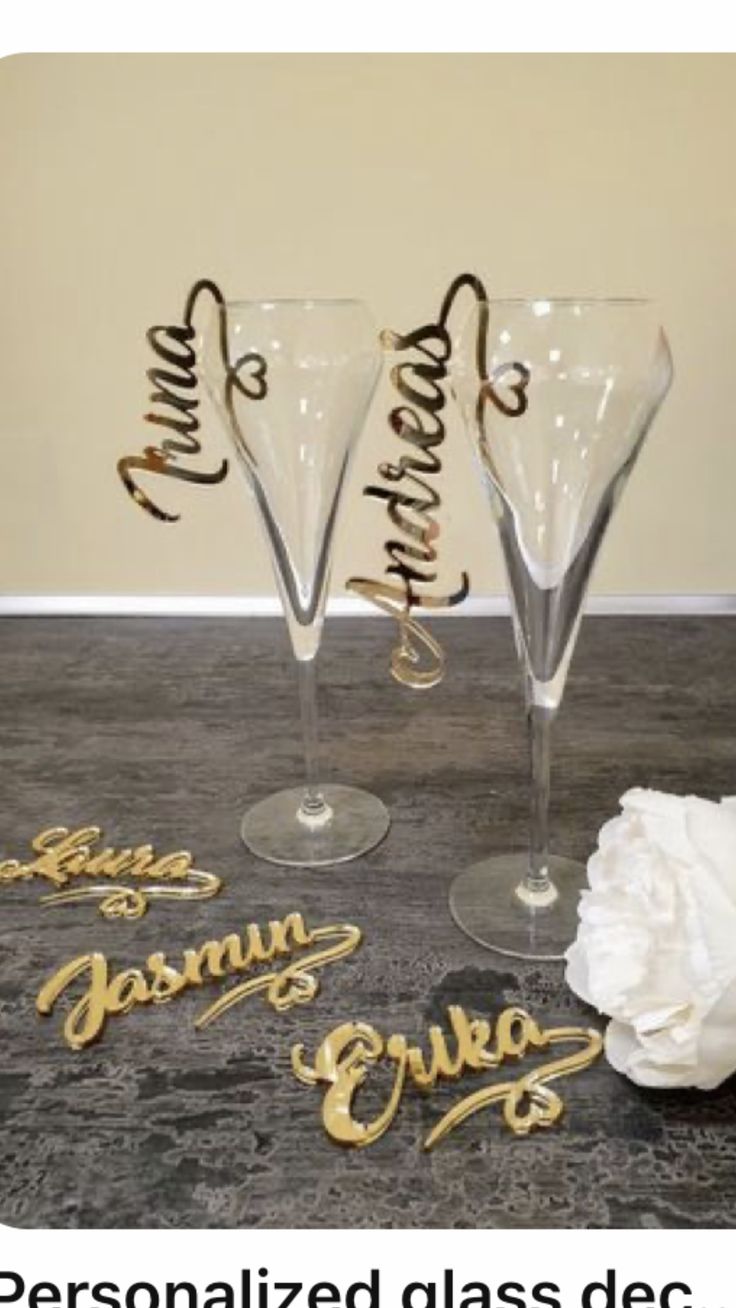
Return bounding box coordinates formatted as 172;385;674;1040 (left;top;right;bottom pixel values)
0;826;222;919
36;913;362;1050
292;1005;602;1149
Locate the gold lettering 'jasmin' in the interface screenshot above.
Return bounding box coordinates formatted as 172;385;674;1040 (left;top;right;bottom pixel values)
292;1005;602;1149
0;825;222;919
36;913;362;1050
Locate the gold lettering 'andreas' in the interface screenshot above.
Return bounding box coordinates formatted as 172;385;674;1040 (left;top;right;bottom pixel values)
347;274;485;689
348;272;529;689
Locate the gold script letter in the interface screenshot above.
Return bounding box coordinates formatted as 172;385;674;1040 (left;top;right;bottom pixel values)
37;953;111;1050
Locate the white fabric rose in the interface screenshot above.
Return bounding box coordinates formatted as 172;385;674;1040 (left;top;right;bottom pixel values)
565;787;736;1089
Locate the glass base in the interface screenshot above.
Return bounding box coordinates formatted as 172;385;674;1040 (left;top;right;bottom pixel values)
241;783;390;867
449;853;587;961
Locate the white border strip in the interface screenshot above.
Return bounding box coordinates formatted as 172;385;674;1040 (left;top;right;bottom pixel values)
0;594;734;616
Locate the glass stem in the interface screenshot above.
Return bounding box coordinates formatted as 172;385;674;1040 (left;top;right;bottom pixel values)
520;703;558;905
297;656;332;827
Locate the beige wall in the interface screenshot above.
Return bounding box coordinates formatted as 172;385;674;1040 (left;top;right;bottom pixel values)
1;53;735;601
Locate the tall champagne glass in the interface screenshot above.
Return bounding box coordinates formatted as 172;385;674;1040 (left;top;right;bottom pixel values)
201;298;390;867
450;298;673;958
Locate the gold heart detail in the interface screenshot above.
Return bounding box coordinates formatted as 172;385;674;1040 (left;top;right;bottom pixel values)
481;361;531;418
231;350;268;401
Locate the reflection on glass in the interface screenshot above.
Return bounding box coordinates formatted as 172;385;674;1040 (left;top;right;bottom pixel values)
450;298;673;958
201;299;390;867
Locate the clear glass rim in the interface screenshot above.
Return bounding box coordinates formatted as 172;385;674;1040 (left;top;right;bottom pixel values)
222;296;364;309
477;296;653;308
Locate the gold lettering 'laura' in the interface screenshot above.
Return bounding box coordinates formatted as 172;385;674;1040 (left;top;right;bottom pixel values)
292;1005;602;1149
36;914;362;1050
0;826;222;919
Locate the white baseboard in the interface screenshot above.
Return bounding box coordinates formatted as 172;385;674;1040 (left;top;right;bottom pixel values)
0;594;734;616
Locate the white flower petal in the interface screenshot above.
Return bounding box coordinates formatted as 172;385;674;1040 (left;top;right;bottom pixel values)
566;788;736;1090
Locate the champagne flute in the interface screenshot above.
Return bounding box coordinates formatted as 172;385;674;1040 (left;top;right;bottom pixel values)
202;298;390;867
450;297;673;958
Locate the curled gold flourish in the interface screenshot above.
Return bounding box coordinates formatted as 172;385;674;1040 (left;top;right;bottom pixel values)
194;923;362;1029
39;868;221;920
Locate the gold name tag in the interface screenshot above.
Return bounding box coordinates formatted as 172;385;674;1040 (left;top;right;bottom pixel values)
293;1005;602;1148
0;825;221;919
36;912;362;1050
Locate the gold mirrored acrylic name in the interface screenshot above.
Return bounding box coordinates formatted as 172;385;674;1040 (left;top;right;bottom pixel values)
293;1004;602;1149
117;279;267;522
36;912;362;1049
0;826;222;919
347;273;529;690
347;274;484;689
